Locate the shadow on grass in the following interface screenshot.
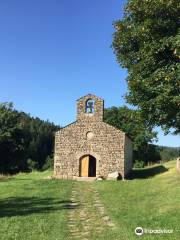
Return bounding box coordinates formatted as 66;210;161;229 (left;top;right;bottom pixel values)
0;178;33;183
0;197;79;218
128;165;168;180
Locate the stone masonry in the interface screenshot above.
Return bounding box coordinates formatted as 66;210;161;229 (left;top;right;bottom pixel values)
54;94;133;179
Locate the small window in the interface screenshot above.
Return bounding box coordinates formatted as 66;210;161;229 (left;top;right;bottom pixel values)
86;99;95;113
86;131;94;140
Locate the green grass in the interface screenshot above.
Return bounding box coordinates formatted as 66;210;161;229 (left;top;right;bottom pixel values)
0;171;74;240
94;160;180;239
0;161;179;240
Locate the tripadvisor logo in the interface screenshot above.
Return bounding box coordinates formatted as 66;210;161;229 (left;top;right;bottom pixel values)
135;227;174;236
135;227;144;236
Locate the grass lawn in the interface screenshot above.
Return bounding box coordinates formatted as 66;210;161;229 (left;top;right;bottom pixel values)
0;160;179;240
94;160;180;240
0;171;74;240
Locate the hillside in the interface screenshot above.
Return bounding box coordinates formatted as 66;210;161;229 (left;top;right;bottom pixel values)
94;160;180;239
0;160;179;240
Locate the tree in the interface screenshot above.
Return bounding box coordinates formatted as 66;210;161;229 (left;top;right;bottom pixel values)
113;0;180;134
155;145;180;161
104;106;159;164
0;103;25;173
0;102;60;174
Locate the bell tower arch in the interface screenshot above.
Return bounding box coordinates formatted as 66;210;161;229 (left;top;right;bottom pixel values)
76;94;104;122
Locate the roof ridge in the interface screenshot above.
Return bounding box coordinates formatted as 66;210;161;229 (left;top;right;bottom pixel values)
76;94;104;101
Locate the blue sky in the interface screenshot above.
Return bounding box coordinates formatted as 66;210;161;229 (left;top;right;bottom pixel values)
0;0;179;147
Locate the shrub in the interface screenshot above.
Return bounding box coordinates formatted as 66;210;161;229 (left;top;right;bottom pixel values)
42;156;53;171
133;160;144;169
27;158;37;171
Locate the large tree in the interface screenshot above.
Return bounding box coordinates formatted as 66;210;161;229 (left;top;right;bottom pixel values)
113;0;180;134
104;106;159;164
0;103;25;173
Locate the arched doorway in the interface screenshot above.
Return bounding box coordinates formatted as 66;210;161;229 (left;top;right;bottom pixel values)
79;155;96;177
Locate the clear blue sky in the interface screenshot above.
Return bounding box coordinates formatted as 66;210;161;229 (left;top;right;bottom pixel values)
0;0;179;147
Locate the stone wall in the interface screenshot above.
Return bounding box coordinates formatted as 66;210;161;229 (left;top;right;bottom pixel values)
124;135;133;176
77;94;104;122
54;121;127;179
54;94;133;179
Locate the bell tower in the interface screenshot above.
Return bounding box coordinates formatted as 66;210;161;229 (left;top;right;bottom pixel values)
76;94;104;122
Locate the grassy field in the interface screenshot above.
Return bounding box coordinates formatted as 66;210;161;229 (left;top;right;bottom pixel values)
0;160;179;240
0;171;74;240
95;160;180;239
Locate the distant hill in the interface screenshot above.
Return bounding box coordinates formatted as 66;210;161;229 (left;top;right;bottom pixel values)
155;145;180;161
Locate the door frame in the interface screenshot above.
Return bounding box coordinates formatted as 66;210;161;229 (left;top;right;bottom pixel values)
79;154;96;177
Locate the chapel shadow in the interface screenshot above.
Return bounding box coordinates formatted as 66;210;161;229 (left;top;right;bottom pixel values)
0;197;79;218
127;165;168;179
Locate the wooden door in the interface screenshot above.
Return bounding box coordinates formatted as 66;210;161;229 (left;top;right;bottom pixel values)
81;156;89;177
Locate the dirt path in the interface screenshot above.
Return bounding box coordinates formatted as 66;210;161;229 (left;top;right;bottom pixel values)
67;182;116;240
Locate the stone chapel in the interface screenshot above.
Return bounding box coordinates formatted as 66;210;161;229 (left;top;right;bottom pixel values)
54;94;132;180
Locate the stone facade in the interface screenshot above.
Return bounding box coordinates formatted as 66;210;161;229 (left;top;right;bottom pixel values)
54;94;133;179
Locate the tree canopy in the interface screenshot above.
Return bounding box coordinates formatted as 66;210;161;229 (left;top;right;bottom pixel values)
104;106;159;164
0;102;60;174
113;0;180;134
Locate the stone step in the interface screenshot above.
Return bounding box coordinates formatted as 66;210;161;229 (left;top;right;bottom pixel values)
75;177;97;182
